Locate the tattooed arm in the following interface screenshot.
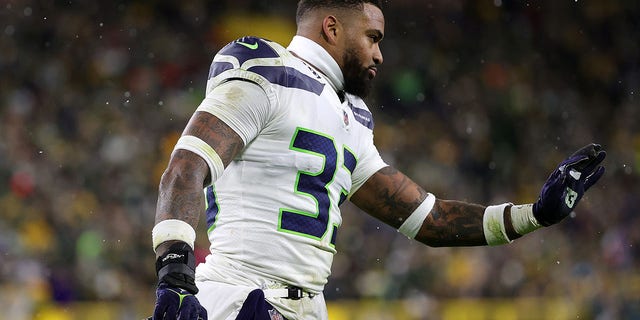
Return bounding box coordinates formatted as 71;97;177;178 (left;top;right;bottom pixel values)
154;111;244;257
350;166;521;247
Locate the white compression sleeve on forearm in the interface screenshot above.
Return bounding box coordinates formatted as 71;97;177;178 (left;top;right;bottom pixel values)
510;203;542;235
152;219;197;252
398;193;436;239
483;203;513;246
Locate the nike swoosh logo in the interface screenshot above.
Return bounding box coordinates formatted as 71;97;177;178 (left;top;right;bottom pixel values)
237;40;258;50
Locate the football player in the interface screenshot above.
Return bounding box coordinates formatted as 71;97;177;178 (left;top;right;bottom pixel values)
150;1;606;319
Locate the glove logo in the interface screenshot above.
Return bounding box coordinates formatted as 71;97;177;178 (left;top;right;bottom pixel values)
564;187;578;208
162;253;184;262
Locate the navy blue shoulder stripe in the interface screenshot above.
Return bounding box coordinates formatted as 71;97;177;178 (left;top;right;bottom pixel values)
248;65;325;96
348;102;375;130
208;63;325;96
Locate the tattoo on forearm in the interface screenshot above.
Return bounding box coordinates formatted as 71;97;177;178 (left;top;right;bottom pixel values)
155;151;206;226
420;200;486;247
359;167;429;227
353;166;489;247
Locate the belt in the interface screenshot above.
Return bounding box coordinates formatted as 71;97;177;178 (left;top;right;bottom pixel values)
262;286;315;300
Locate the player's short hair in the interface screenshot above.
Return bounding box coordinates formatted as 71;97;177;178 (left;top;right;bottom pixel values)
296;0;383;25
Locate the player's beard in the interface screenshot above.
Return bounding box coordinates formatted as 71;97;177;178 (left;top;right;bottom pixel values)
342;48;374;99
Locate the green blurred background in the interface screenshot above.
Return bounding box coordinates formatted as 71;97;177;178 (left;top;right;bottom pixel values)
1;0;639;319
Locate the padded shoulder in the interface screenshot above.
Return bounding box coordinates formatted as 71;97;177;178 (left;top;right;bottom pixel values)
208;37;280;79
218;37;280;64
207;36;325;96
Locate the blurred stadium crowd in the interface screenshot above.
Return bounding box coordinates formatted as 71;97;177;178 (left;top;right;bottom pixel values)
1;0;639;319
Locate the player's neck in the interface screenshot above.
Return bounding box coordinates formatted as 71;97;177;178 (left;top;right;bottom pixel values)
287;35;345;93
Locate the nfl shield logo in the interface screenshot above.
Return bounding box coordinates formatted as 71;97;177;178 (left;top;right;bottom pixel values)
342;110;349;126
268;309;284;320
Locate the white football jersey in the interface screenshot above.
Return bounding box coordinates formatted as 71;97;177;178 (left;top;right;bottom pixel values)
194;36;387;297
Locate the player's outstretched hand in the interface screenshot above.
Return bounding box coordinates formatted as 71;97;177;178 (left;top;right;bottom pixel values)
153;283;207;320
532;143;606;226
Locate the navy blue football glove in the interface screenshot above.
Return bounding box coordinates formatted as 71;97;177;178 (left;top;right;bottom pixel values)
153;242;207;320
153;283;207;320
533;143;606;226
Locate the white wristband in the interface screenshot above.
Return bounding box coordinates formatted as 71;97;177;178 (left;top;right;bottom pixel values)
483;203;513;246
510;204;542;235
152;219;196;252
398;193;436;239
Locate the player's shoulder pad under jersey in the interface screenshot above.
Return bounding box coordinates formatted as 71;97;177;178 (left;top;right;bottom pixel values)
209;37;279;77
208;36;325;96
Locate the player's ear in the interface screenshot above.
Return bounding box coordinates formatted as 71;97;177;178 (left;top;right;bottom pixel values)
321;15;340;45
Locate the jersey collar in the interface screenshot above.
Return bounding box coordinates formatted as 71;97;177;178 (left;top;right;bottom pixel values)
287;35;345;93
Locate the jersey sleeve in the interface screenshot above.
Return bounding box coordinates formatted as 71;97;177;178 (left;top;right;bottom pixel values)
196;80;271;145
349;132;387;197
195;37;285;144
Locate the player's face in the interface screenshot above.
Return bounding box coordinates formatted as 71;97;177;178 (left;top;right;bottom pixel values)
341;4;384;98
